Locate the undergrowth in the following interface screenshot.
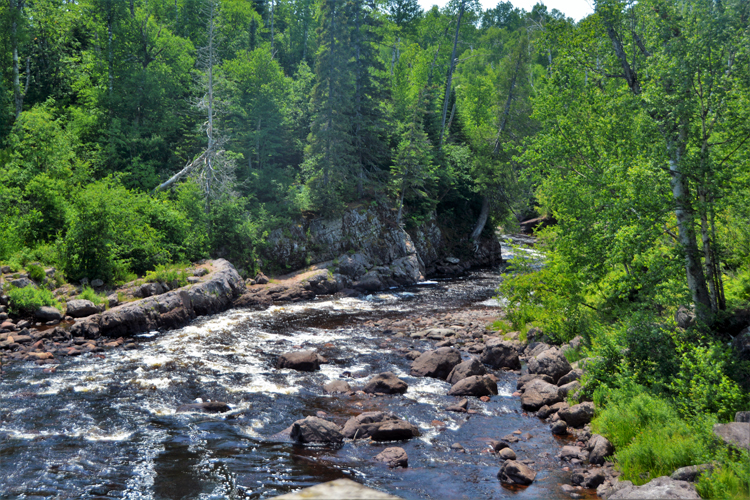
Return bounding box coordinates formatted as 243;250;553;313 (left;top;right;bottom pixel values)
7;286;60;314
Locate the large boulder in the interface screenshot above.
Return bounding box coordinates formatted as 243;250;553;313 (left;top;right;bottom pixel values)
277;350;321;372
323;380;352;394
527;347;572;383
586;434;614;465
713;422;750;451
342;412;419;441
497;460;536;486
448;375;498;397
558;369;583;386
520;378;563;411
34;306;62;322
675;306;696;329
362;372;408;394
66;299;100;318
290;416;344;444
558;402;595;428
374;447;408;468
446;357;486;384
410;347;461;380
480;339;521;370
609;476;700;499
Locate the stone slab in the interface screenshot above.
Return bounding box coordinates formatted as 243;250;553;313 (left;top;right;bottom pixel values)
273;479;403;499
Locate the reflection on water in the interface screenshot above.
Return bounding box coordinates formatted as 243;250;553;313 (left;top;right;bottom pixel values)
0;267;579;500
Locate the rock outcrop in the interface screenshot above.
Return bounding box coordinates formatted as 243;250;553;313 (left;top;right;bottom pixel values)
608;477;700;499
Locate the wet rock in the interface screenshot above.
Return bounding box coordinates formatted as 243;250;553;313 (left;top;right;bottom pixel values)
489;440;510;452
277;350;321;372
713;422;750;451
445;398;469;413
451;442;464;451
323;380;352;394
448;375;498;397
558;402;595;428
550;420;568;435
342;412;419;441
410;347;461;380
558;369;583;386
480;338;521;370
66;299;100;318
560;446;584;461
520;378;563;411
290;416;344;444
411;328;455;340
527;347;572;383
446;357;487;384
609;476;700;499
374;447;408;468
497;460;536;486
34;306;62;322
675;305;696;329
670;464;713;482
498;448;517;460
362;372;408;394
176;401;231;413
586;434;614;465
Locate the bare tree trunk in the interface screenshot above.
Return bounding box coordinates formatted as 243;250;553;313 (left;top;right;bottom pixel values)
493;45;522;154
699;192;718;313
10;0;24;119
470;196;490;242
439;0;465;150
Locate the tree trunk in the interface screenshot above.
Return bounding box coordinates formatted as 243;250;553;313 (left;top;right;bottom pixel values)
699;194;718;313
10;0;23;118
470;196;490;242
439;0;464;149
493;44;522;154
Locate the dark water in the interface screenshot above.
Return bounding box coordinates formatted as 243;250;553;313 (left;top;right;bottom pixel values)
0;269;582;500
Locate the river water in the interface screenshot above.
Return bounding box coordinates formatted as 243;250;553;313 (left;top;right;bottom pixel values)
0;256;581;500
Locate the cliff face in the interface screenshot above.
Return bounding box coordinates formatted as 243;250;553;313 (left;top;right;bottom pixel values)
259;206;501;287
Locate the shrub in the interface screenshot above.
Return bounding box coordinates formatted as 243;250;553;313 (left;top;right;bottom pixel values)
7;286;59;314
144;263;188;286
26;263;45;282
78;286;105;306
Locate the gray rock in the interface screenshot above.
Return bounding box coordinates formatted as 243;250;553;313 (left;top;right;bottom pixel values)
337;253;371;279
445;398;469;412
363;372;408;394
374;447;408;468
517;373;555;391
713;422;750;451
609;476;700;499
558;369;583;386
675;306;696;329
559;380;582;398
91;279;104;288
520;378;563;411
410;347;462;380
527;342;554;358
527;347;572;383
10;277;33;288
107;294;119;308
0;265;10;274
193;267;209;277
480;338;521;370
35;306;62;321
290;416;343;444
255;272;270;285
550;420;568;435
670;464;713;482
558;402;595;428
498;448;517;460
277;350;321;372
323;380;352;394
446;357;486;384
586;434;614;465
736;411;750;423
66;299;100;318
447;375;498;397
272;478;401;500
497;460;536;485
342;412;419;441
560;445;584;461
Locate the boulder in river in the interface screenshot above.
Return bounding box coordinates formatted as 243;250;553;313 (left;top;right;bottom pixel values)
447;375;498;397
498;448;516;460
446;357;486;384
558;402;595;428
290;416;344;444
445;398;469;413
323;380;352;394
66;299;100;318
277;350;321;371
342;412;419;441
480;339;521;370
176;401;231;413
609;476;700;499
363;372;408;394
497;460;536;486
527;347;571;383
374;447;408;468
586;434;614;465
410;347;461;380
520;378;562;411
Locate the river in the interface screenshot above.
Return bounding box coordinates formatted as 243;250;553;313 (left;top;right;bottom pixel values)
0;256;582;500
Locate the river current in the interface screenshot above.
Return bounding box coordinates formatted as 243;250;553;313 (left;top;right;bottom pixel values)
0;247;579;500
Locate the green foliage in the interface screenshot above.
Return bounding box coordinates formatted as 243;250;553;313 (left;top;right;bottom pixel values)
7;286;59;315
26;264;45;283
78;286;105;306
144;264;188;287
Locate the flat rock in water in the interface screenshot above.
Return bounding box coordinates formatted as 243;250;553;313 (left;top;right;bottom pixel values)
446;357;486;385
176;402;231;413
277;350;321;371
362;372;408;394
497;460;536;486
273;478;402;499
447;375;498;397
410;347;461;380
609;477;700;499
290;416;343;444
374;447;408;468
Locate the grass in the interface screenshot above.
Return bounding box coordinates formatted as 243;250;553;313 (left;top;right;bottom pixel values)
144;263;188;287
78;286;106;306
7;286;60;314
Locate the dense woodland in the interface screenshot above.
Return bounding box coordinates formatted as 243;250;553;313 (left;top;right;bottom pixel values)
2;0;750;496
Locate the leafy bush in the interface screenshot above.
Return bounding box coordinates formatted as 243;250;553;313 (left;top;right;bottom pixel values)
26;263;45;282
7;286;59;314
144;264;188;286
697;449;750;500
78;286;105;306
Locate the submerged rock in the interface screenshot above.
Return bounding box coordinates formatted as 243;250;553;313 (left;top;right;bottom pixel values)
374;447;408;468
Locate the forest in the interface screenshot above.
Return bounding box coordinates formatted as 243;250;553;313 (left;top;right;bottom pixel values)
2;0;750;496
